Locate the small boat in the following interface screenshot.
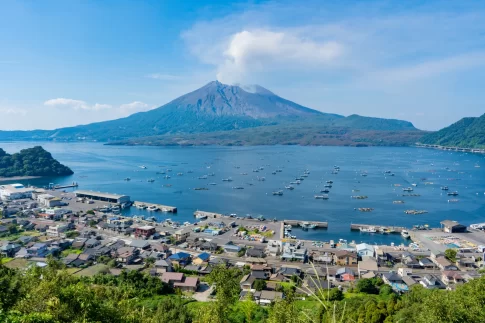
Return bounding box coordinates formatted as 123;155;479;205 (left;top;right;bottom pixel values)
198;175;208;179
361;173;368;177
232;186;244;190
133;215;144;222
411;183;417;187
208;173;215;176
360;226;376;233
194;187;209;191
441;186;449;190
147;179;155;183
136;204;147;209
187;170;194;173
272;171;277;175
320;189;330;193
195;213;208;220
285;185;295;190
209;183;217;186
124;177;131;181
403;187;413;192
379;227;391;234
272;190;283;196
183;221;191;226
314;195;329;199
253;169;260;173
300;222;316;229
401;230;410;239
146;216;157;222
177;173;184;176
324;184;332;188
164;175;171;179
326;180;333;184
147;205;159;212
276;169;283;173
258;177;266;181
222;178;233;182
139;165;147;169
447;191;459;196
241;173;248;175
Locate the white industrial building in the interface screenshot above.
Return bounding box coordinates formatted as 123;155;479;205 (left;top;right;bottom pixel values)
0;184;34;201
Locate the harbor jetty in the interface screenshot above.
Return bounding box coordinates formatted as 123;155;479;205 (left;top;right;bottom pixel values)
193;210;223;219
350;223;406;233
283;220;328;228
133;201;177;213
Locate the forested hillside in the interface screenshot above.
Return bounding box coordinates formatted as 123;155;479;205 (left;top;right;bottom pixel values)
0;146;73;177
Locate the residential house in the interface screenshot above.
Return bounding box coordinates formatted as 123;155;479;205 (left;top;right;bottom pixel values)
62;253;80;266
333;251;358;266
278;266;301;278
27;243;48;257
15;247;30;258
72;238;87;249
420;274;445;289
200;241;218;252
441;271;465;286
433;256;459;271
311;251;333;264
356;243;375;258
358;257;378;277
223;241;242;253
258;291;283;305
116;246;139;264
85;238;101;249
336;267;355;281
402;252;421;268
174;277;199;292
402;275;418;288
161;272;184;285
246;247;265;258
129;239;150;250
382;272;404;285
192;252;211;265
281;243;307;262
265;240;281;257
303;278;332;295
173;228;191;243
1;242;21;257
457;257;476;269
135;225;155;238
397;267;412;277
419;257;435;268
154;259;173;274
240;274;256;291
168;252;191;266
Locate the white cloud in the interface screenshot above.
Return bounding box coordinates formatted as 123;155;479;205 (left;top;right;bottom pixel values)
216;30;343;83
120;101;153;113
0;107;27;116
44;98;112;111
146;73;182;81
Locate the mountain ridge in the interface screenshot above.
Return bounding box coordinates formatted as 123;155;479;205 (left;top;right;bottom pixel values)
0;81;420;144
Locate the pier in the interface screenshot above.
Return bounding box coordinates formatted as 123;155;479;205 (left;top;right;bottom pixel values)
53;184;79;190
194;210;223;219
350;223;406;233
284;220;329;228
415;143;485;154
133;201;177;213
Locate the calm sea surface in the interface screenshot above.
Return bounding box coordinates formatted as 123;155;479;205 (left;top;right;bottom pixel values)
2;142;485;245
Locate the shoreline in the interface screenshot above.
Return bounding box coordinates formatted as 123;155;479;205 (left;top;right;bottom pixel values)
0;176;41;183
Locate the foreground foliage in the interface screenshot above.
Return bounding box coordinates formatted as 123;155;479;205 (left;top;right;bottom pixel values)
1;260;484;322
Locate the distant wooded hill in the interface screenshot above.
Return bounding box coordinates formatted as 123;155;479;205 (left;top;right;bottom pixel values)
0;146;73;177
420;113;485;148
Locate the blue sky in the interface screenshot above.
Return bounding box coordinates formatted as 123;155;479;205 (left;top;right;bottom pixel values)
1;0;484;131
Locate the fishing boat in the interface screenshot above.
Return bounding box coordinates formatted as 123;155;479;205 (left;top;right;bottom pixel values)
314;195;329;199
326;180;333;184
379;227;391;234
253;169;259;173
194;187;209;191
198;175;208;179
209;183;217;186
146;216;157;222
285;185;295;190
276;169;283;173
222;178;233;182
272;171;277;175
324;184;332;188
232;186;244;190
147;179;155;183
320;189;330;193
447;191;459;196
284;224;292;231
272;190;283;196
360;226;377;233
177;173;184;176
124;177;131;181
139;165;147;169
290;181;298;184
441;186;449;190
195;213;208;220
402;187;413;192
401;230;410;239
164;175;171;179
147;205;159;212
258;177;266;181
300;222;317;229
136;204;147;209
411;183;417;187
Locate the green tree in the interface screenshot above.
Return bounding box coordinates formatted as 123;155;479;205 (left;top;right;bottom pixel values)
356;278;379;294
253;279;266;291
240;291;258;323
7;224;18;235
206;265;242;323
445;249;457;262
328;288;344;301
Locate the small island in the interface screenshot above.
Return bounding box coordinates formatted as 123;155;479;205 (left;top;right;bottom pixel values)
0;146;73;178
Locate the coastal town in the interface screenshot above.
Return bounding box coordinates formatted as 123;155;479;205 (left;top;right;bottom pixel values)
1;182;484;304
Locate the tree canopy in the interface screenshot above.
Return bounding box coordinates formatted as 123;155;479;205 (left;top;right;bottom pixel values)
0;146;73;177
